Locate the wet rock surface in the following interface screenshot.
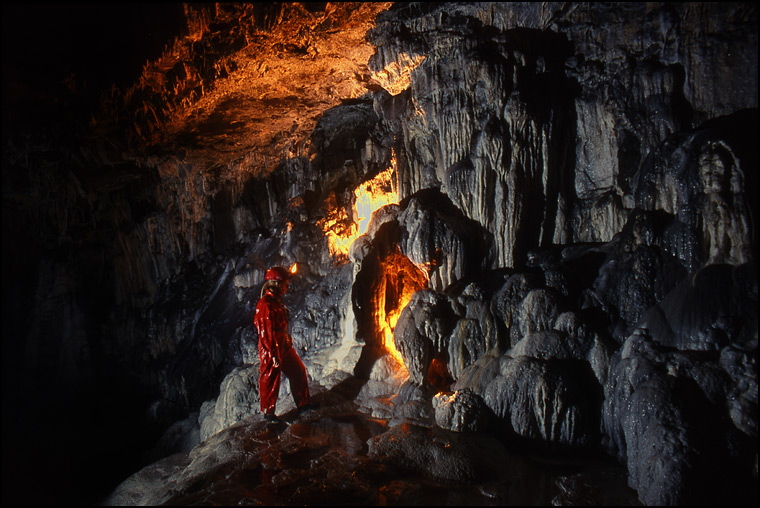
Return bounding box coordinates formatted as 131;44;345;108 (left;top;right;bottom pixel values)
602;330;758;506
106;379;640;506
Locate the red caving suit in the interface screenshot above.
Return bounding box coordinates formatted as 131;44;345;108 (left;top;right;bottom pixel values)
253;287;310;415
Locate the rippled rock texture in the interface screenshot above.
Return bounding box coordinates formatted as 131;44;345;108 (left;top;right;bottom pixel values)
2;2;757;506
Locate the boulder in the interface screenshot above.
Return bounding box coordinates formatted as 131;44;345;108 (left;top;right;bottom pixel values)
455;353;601;448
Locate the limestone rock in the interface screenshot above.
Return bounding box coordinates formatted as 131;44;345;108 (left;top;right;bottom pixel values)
199;364;261;441
491;272;543;348
446;318;493;382
104;452;193;506
590;209;689;340
633;111;756;271
603;330;757;505
393;290;458;385
433;388;492;433
720;340;759;439
3;2;758;506
455;353;601;448
289;262;355;364
635;262;758;351
387;380;437;428
398;189;491;291
105;390;640;506
143;412;201;465
447;283;500;379
367;422;510;484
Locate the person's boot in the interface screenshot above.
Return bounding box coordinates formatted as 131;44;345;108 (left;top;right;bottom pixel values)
264;412;281;423
298;402;320;414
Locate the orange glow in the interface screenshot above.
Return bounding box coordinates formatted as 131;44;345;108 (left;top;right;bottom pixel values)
318;154;427;374
371;53;426;96
375;250;429;373
380;290;413;371
319;154;399;260
290;263;298;274
354;164;397;237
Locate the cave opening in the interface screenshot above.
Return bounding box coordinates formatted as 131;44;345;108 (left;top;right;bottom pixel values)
377;248;429;371
313;144;431;375
317;154;430;380
352;240;429;382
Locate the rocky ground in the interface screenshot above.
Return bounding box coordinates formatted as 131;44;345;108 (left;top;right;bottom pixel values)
105;377;640;506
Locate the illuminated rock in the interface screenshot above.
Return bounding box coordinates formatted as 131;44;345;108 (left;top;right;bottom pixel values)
397;189;491;291
393;290;458;385
433;388;492;433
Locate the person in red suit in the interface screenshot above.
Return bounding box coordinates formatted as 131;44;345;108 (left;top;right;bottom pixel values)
254;266;317;422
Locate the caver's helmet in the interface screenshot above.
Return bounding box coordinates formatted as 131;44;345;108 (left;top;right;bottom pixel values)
265;266;291;282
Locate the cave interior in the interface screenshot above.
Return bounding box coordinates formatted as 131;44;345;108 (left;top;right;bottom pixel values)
1;2;758;506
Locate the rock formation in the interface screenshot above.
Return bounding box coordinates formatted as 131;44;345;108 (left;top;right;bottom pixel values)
2;2;757;506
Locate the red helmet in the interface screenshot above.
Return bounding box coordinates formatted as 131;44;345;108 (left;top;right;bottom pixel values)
265;266;291;281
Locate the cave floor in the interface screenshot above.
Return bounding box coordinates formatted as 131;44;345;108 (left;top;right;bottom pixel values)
151;379;640;506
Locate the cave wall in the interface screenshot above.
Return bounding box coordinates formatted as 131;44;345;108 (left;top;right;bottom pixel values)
368;2;757;268
2;2;757;506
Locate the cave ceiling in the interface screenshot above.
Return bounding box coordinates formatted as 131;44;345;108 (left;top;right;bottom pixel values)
93;2;393;178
